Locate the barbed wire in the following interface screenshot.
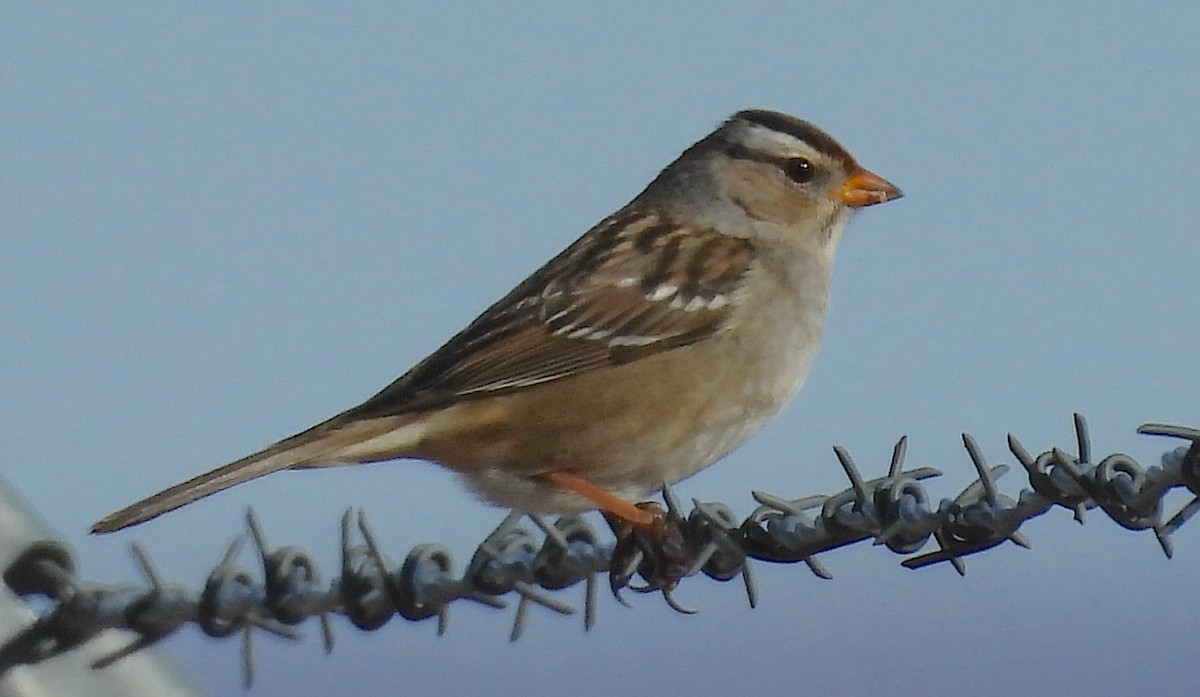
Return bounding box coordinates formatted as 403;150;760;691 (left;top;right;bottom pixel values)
2;414;1197;686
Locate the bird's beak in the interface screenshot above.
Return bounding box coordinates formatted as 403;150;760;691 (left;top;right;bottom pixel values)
831;168;903;208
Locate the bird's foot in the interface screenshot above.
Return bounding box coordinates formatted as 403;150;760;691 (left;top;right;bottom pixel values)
538;472;696;611
603;500;697;614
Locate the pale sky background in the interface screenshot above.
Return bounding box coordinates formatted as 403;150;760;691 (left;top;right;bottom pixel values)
3;4;1198;696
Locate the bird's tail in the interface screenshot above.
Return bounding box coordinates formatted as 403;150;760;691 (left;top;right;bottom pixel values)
90;414;419;534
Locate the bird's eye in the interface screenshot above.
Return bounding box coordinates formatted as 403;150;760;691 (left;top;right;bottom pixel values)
784;157;816;184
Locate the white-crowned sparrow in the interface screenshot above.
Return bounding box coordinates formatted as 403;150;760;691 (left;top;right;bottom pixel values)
92;108;901;534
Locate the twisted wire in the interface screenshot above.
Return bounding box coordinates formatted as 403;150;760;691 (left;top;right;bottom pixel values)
2;414;1197;686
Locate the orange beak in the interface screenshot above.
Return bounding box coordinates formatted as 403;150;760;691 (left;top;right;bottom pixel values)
830;168;903;208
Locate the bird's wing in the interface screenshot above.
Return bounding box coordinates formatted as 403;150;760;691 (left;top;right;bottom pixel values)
350;209;754;416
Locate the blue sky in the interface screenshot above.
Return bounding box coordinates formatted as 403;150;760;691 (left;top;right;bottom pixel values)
3;4;1197;696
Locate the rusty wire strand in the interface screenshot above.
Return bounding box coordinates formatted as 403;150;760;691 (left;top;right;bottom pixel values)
2;414;1197;687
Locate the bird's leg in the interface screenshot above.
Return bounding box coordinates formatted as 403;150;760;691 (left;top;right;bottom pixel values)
539;472;661;528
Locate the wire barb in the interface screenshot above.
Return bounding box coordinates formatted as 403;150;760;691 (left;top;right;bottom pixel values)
2;414;1197;686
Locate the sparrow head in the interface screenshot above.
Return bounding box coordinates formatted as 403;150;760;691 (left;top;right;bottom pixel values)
643;109;902;252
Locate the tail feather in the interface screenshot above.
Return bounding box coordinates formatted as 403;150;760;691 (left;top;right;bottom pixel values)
91;415;417;534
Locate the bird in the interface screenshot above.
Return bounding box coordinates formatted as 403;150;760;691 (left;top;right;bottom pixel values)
91;108;901;535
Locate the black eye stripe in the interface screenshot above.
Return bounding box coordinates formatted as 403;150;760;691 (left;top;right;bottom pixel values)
723;143;804;168
721;143;828;186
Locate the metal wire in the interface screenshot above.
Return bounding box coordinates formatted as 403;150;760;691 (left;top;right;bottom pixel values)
2;414;1197;687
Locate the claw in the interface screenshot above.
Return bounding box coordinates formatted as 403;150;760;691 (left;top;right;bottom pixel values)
661;588;697;615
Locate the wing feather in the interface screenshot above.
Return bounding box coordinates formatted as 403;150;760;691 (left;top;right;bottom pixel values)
349;210;753;417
